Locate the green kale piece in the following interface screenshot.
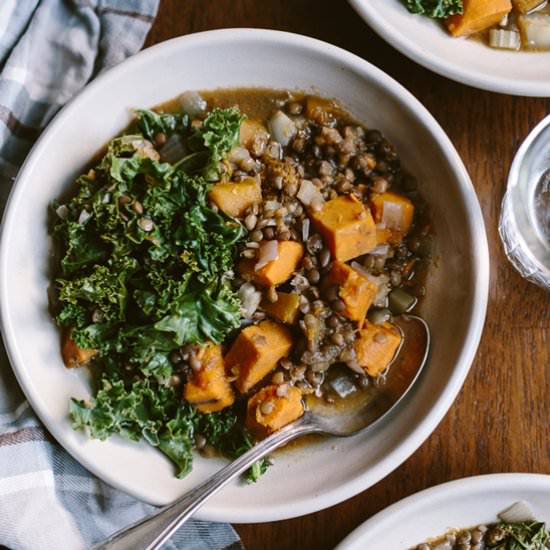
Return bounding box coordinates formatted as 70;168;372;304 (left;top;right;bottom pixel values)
57;256;138;322
487;521;549;550
70;377;269;480
56;302;88;329
403;0;463;18
154;281;241;345
136;109;189;141
55;220;110;275
54;103;271;481
192;107;245;181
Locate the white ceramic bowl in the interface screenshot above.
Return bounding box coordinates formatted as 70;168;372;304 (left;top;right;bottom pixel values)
336;473;550;549
350;0;550;97
0;29;489;522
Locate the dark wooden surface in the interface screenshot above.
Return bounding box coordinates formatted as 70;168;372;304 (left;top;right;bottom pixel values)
146;2;550;549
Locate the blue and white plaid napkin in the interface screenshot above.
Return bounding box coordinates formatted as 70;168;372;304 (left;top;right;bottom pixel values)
0;2;244;549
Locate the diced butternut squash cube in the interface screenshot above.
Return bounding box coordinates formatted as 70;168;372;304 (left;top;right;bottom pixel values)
304;96;341;125
446;0;512;37
225;320;293;393
261;292;301;324
238;241;304;287
324;262;378;325
310;195;377;262
246;384;304;439
355;322;402;378
370;192;414;243
183;344;235;413
62;331;97;368
376;226;392;245
240;119;269;152
208;177;261;218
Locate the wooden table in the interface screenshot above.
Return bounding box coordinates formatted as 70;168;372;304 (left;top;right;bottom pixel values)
146;2;550;549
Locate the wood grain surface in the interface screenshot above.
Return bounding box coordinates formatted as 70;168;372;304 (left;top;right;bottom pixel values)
146;2;550;549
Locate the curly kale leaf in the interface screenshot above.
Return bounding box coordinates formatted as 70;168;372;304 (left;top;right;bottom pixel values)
70;377;269;480
57;256;138;322
487;521;549;550
55;104;263;481
99;135;174;186
154;281;241;345
174;175;245;281
56;302;88;329
55;221;111;275
136;109;189;141
403;0;462;17
189;107;245;180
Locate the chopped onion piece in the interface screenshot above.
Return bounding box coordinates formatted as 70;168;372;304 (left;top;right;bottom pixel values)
264;200;281;212
159;134;187;163
519;13;550;50
297;179;324;207
371;276;391;308
179;91;207;118
228;146;251;164
381;201;404;230
370;244;390;257
265;141;283;160
330;376;357;398
130;139;160;160
255;240;279;271
351;263;391;308
489;29;521;50
78;209;91;224
302;218;310;242
55;204;69;220
268;110;296;146
498;501;536;523
238;282;262;319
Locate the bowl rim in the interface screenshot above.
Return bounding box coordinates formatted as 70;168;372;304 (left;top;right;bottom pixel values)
335;473;550;549
0;28;490;522
348;0;550;97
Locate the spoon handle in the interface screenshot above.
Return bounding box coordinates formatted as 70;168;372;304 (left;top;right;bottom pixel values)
93;417;314;550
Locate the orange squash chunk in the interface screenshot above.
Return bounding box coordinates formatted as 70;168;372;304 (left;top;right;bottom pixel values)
370;192;414;243
239;241;304;287
62;331;97;368
375;226;392;245
225;320;293;393
260;292;301;324
208;177;261;218
310;195;376;262
246;384;304;439
183;344;235;413
324;262;378;325
355;322;402;378
304;96;343;125
446;0;512;37
240;119;269;150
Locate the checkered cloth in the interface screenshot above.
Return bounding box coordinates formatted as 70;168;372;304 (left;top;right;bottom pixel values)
0;2;243;549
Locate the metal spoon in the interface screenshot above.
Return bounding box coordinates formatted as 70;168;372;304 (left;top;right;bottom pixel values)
93;314;429;550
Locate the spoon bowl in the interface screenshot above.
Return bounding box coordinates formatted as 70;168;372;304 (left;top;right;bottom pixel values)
94;314;430;550
307;314;430;436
